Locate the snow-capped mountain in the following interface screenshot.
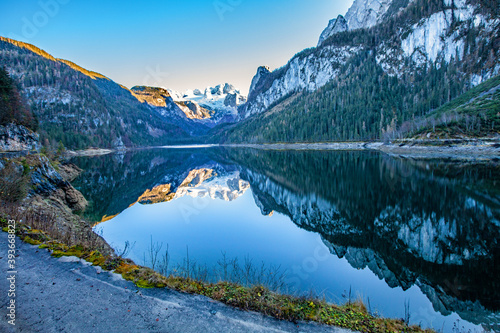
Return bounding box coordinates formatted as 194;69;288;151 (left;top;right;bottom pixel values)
129;83;247;132
167;83;247;125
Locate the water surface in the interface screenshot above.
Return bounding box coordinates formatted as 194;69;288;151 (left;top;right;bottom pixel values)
71;147;500;332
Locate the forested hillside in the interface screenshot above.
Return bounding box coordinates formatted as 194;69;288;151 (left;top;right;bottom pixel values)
0;66;37;131
394;74;500;139
221;52;476;143
0;37;191;149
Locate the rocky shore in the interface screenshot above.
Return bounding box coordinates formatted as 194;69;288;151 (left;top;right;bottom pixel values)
224;138;500;159
0;151;113;255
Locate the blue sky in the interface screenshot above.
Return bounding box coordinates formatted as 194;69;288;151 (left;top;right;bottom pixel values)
0;0;353;94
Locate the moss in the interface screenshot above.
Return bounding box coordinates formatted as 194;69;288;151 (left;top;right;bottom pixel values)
85;250;107;266
23;236;42;245
134;279;156;289
51;245;84;258
21;229;50;243
21;159;30;176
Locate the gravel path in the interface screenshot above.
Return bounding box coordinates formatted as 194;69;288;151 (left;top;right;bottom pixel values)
0;233;352;333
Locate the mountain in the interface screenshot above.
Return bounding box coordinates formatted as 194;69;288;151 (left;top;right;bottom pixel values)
127;82;246;134
2;0;498;148
0;37;195;149
167;83;247;126
228;0;500;143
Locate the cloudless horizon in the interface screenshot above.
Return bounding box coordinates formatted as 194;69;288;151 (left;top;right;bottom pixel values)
0;0;354;94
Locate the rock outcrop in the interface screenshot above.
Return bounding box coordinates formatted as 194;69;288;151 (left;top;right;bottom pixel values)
344;0;393;31
176;101;213;120
130;86;173;108
0;124;40;152
224;93;247;108
317;15;348;46
30;156;88;213
248;66;271;100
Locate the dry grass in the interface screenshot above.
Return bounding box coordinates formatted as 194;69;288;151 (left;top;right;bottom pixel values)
0;201;110;254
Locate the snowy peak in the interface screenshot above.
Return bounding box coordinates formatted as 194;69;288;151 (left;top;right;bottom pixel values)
167;83;247;124
344;0;394;31
168;83;243;103
206;83;239;97
318;15;348;46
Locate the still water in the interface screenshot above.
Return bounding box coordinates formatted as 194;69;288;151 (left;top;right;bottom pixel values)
71;147;500;332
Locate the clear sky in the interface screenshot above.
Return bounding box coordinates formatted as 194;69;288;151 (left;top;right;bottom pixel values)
0;0;354;94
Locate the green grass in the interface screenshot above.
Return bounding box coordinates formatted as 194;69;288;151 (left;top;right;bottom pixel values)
405;75;500;139
433;75;500;116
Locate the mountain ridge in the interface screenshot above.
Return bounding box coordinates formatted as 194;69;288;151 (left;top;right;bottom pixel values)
228;0;500;143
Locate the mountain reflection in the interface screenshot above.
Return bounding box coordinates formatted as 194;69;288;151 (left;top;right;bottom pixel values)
71;148;500;329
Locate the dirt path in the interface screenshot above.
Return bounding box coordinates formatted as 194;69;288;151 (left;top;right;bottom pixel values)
0;233;352;333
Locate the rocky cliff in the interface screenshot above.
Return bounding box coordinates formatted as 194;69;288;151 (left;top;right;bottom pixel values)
0;123;40;152
30;155;88;213
239;44;360;118
318;15;348;46
344;0;394;31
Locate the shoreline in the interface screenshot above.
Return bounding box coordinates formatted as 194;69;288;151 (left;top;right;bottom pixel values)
223;139;500;159
0;232;356;333
65;148;116;157
60;137;500;160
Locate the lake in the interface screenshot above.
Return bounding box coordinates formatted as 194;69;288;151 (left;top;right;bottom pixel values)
70;147;500;332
